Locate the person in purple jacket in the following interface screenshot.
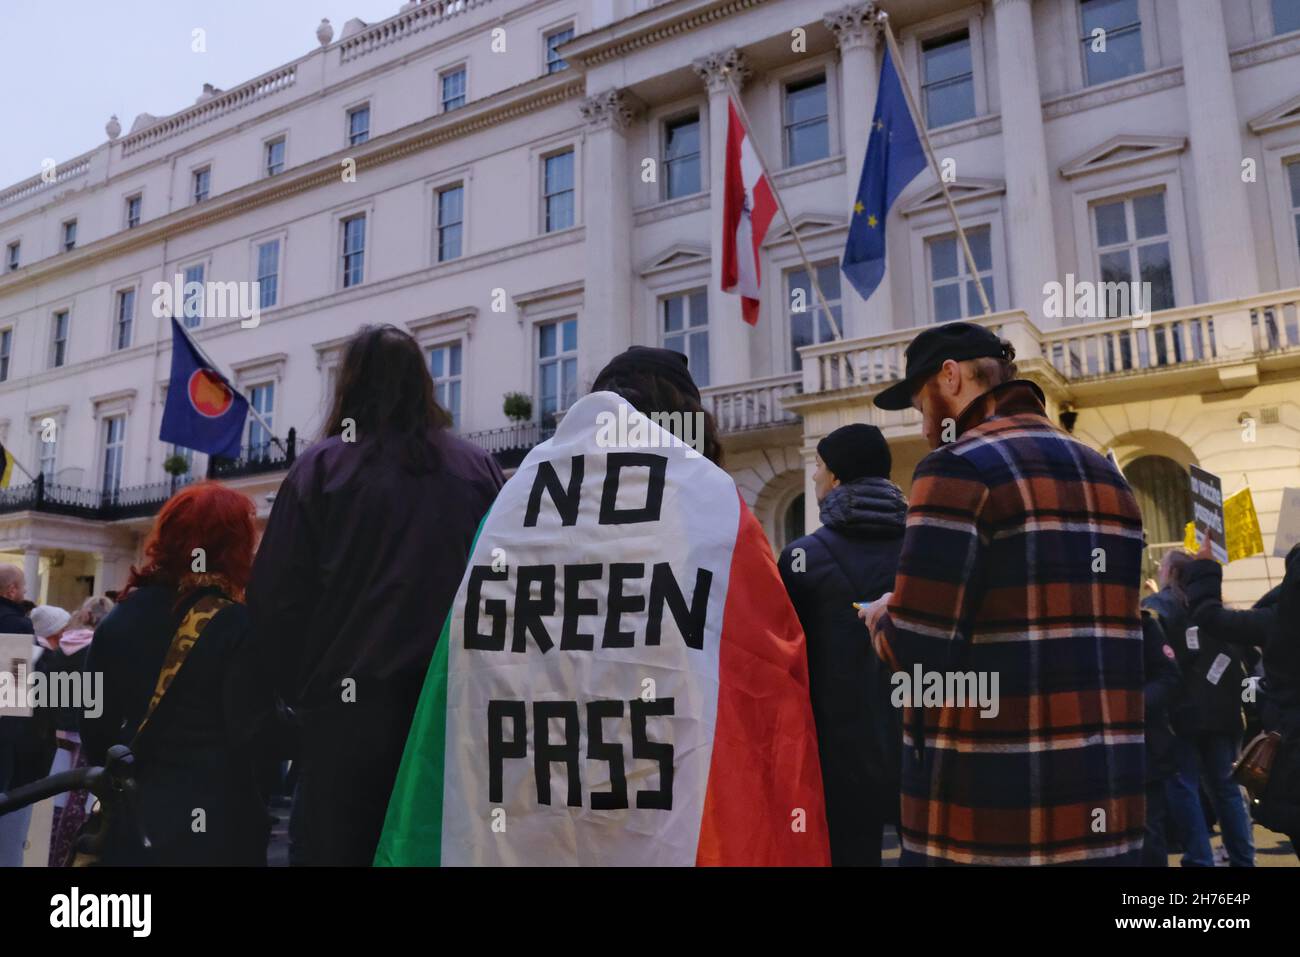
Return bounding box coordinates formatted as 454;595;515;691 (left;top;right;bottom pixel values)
247;324;504;866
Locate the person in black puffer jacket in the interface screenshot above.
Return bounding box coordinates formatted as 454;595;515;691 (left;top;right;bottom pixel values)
1184;544;1300;860
778;424;905;866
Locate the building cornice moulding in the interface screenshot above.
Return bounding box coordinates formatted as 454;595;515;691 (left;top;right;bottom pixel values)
1058;134;1187;179
1249;92;1300;135
901;178;1006;216
632;192;710;227
1229;30;1300;71
1041;64;1183;120
563;0;772;68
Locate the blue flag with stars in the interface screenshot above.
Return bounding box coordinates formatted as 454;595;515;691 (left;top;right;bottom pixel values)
842;45;927;302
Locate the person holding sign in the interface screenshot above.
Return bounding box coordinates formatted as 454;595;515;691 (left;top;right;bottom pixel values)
376;347;830;866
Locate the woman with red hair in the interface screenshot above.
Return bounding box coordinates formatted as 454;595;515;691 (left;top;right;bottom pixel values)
82;481;275;865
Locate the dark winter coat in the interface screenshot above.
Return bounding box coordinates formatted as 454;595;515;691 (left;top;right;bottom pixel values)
0;597;38;791
778;476;906;865
81;585;276;865
1141;610;1180;782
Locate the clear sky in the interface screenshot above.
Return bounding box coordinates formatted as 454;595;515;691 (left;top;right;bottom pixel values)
0;0;412;188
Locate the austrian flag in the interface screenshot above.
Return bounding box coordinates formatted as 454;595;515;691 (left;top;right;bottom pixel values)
721;98;778;326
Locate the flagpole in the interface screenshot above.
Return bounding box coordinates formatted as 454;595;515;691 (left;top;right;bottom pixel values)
878;12;992;316
721;75;844;341
170;316;286;455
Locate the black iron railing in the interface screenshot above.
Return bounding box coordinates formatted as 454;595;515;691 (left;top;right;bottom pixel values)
207;427;298;479
0;475;198;521
462;421;554;469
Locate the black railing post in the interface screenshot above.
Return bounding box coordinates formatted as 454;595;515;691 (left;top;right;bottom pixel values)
34;472;45;509
286;427;297;466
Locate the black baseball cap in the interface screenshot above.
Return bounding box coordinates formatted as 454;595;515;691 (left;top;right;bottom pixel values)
873;321;1013;411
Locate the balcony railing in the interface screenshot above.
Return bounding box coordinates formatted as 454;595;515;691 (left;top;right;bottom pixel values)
206;428;299;480
0;476;196;522
338;0;486;63
702;372;802;432
462;422;552;469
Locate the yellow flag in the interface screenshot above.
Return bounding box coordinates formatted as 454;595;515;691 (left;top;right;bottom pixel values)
1184;487;1264;562
0;443;13;488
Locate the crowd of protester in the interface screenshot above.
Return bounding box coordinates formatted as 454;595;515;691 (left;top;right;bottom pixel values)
0;319;1297;867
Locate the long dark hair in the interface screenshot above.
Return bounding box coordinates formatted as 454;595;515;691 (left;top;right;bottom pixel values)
322;324;452;471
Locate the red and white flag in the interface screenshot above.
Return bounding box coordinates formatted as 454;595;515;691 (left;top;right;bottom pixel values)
721;98;778;326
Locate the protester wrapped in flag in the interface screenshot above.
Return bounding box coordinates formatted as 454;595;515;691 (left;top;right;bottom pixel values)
721;98;778;326
159;317;250;460
375;361;829;866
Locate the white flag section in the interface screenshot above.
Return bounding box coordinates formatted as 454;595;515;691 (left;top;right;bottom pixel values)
376;391;829;866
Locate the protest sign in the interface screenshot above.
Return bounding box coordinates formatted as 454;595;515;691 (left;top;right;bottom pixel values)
375;391;829;866
1187;465;1227;563
1275;487;1300;558
1183;484;1263;563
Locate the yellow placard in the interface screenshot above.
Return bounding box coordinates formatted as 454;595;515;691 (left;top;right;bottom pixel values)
1183;487;1264;562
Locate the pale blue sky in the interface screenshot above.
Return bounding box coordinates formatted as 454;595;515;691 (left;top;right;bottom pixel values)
0;0;411;188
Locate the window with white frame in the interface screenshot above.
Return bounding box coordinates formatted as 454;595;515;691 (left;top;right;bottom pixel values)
437;184;464;262
663;114;702;199
1092;190;1175;317
0;328;11;382
192;166;211;203
545;25;575;73
661;289;710;386
101;415;126;497
114;288;135;350
927;226;994;323
50;310;69;367
1079;0;1144;86
257;239;280;309
348;105;370;145
922;31;975;129
783;75;830;167
1288;160;1300;261
182;263;205;328
265;138;286;176
429;342;463;429
125;194;142;229
543;150;575;232
1274;0;1300;35
441;67;467;111
342;215;366;287
62;220;77;252
247;383;275;459
5;241;17;272
537;318;578;425
787;262;843;370
39;431;57;485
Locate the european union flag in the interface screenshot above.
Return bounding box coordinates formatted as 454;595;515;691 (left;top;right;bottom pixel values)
160;318;249;459
842;45;927;302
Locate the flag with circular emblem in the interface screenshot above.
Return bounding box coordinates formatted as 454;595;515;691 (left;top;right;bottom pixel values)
159;317;249;459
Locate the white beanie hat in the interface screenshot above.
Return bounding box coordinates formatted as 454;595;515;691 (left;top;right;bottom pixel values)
31;604;72;640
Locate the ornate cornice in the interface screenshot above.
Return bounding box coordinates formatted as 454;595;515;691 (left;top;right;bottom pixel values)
692;48;751;94
580;89;642;131
1041;65;1182;120
567;0;771;68
823;4;880;52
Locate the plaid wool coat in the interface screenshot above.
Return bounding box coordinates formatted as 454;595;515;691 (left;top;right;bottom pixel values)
875;380;1146;865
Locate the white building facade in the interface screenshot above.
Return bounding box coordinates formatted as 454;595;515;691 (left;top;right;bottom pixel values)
2;0;1300;609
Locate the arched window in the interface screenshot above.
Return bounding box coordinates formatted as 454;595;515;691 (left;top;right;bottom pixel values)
1125;454;1191;580
781;493;806;549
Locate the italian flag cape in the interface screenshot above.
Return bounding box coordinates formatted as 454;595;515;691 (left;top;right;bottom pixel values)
375;391;828;866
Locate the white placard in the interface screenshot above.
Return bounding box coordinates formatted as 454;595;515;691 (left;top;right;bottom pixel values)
1185;625;1199;652
0;632;36;718
1275;487;1300;558
1206;653;1231;686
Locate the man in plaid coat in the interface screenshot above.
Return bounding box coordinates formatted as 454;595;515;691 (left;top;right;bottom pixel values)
862;322;1146;865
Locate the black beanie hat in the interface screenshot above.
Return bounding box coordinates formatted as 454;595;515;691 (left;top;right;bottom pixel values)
592;346;701;403
816;424;891;482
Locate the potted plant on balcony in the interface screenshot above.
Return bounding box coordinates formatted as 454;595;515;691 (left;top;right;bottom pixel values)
163;452;190;494
502;391;532;424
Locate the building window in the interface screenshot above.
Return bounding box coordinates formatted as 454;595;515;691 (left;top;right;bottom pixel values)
788;262;843;369
61;220;77;252
348;105;370;145
441;67;467;111
922;31;975;129
265;138;286;176
543;150;575;232
182;263;205;328
50;310;70;368
1126;454;1191;581
537;318;578;425
192;167;210;203
125;194;142;229
1093;190;1174;317
663;114;702;199
115;288;135;350
429;343;463;429
1080;0;1144;86
5;242;17;272
661;289;710;387
101;416;126;498
783;75;830;167
168;444;194;478
928;225;994;323
256;240;280;309
0;328;11;382
545;25;575;74
342;215;366;288
39;432;57;485
1288;160;1300;262
247;383;275;459
1274;0;1300;35
436;185;464;262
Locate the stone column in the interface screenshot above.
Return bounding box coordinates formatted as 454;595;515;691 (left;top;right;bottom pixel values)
825;3;885;337
693;48;754;386
22;547;40;604
579;89;639;391
93;550;134;596
1177;0;1259;301
993;0;1059;324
